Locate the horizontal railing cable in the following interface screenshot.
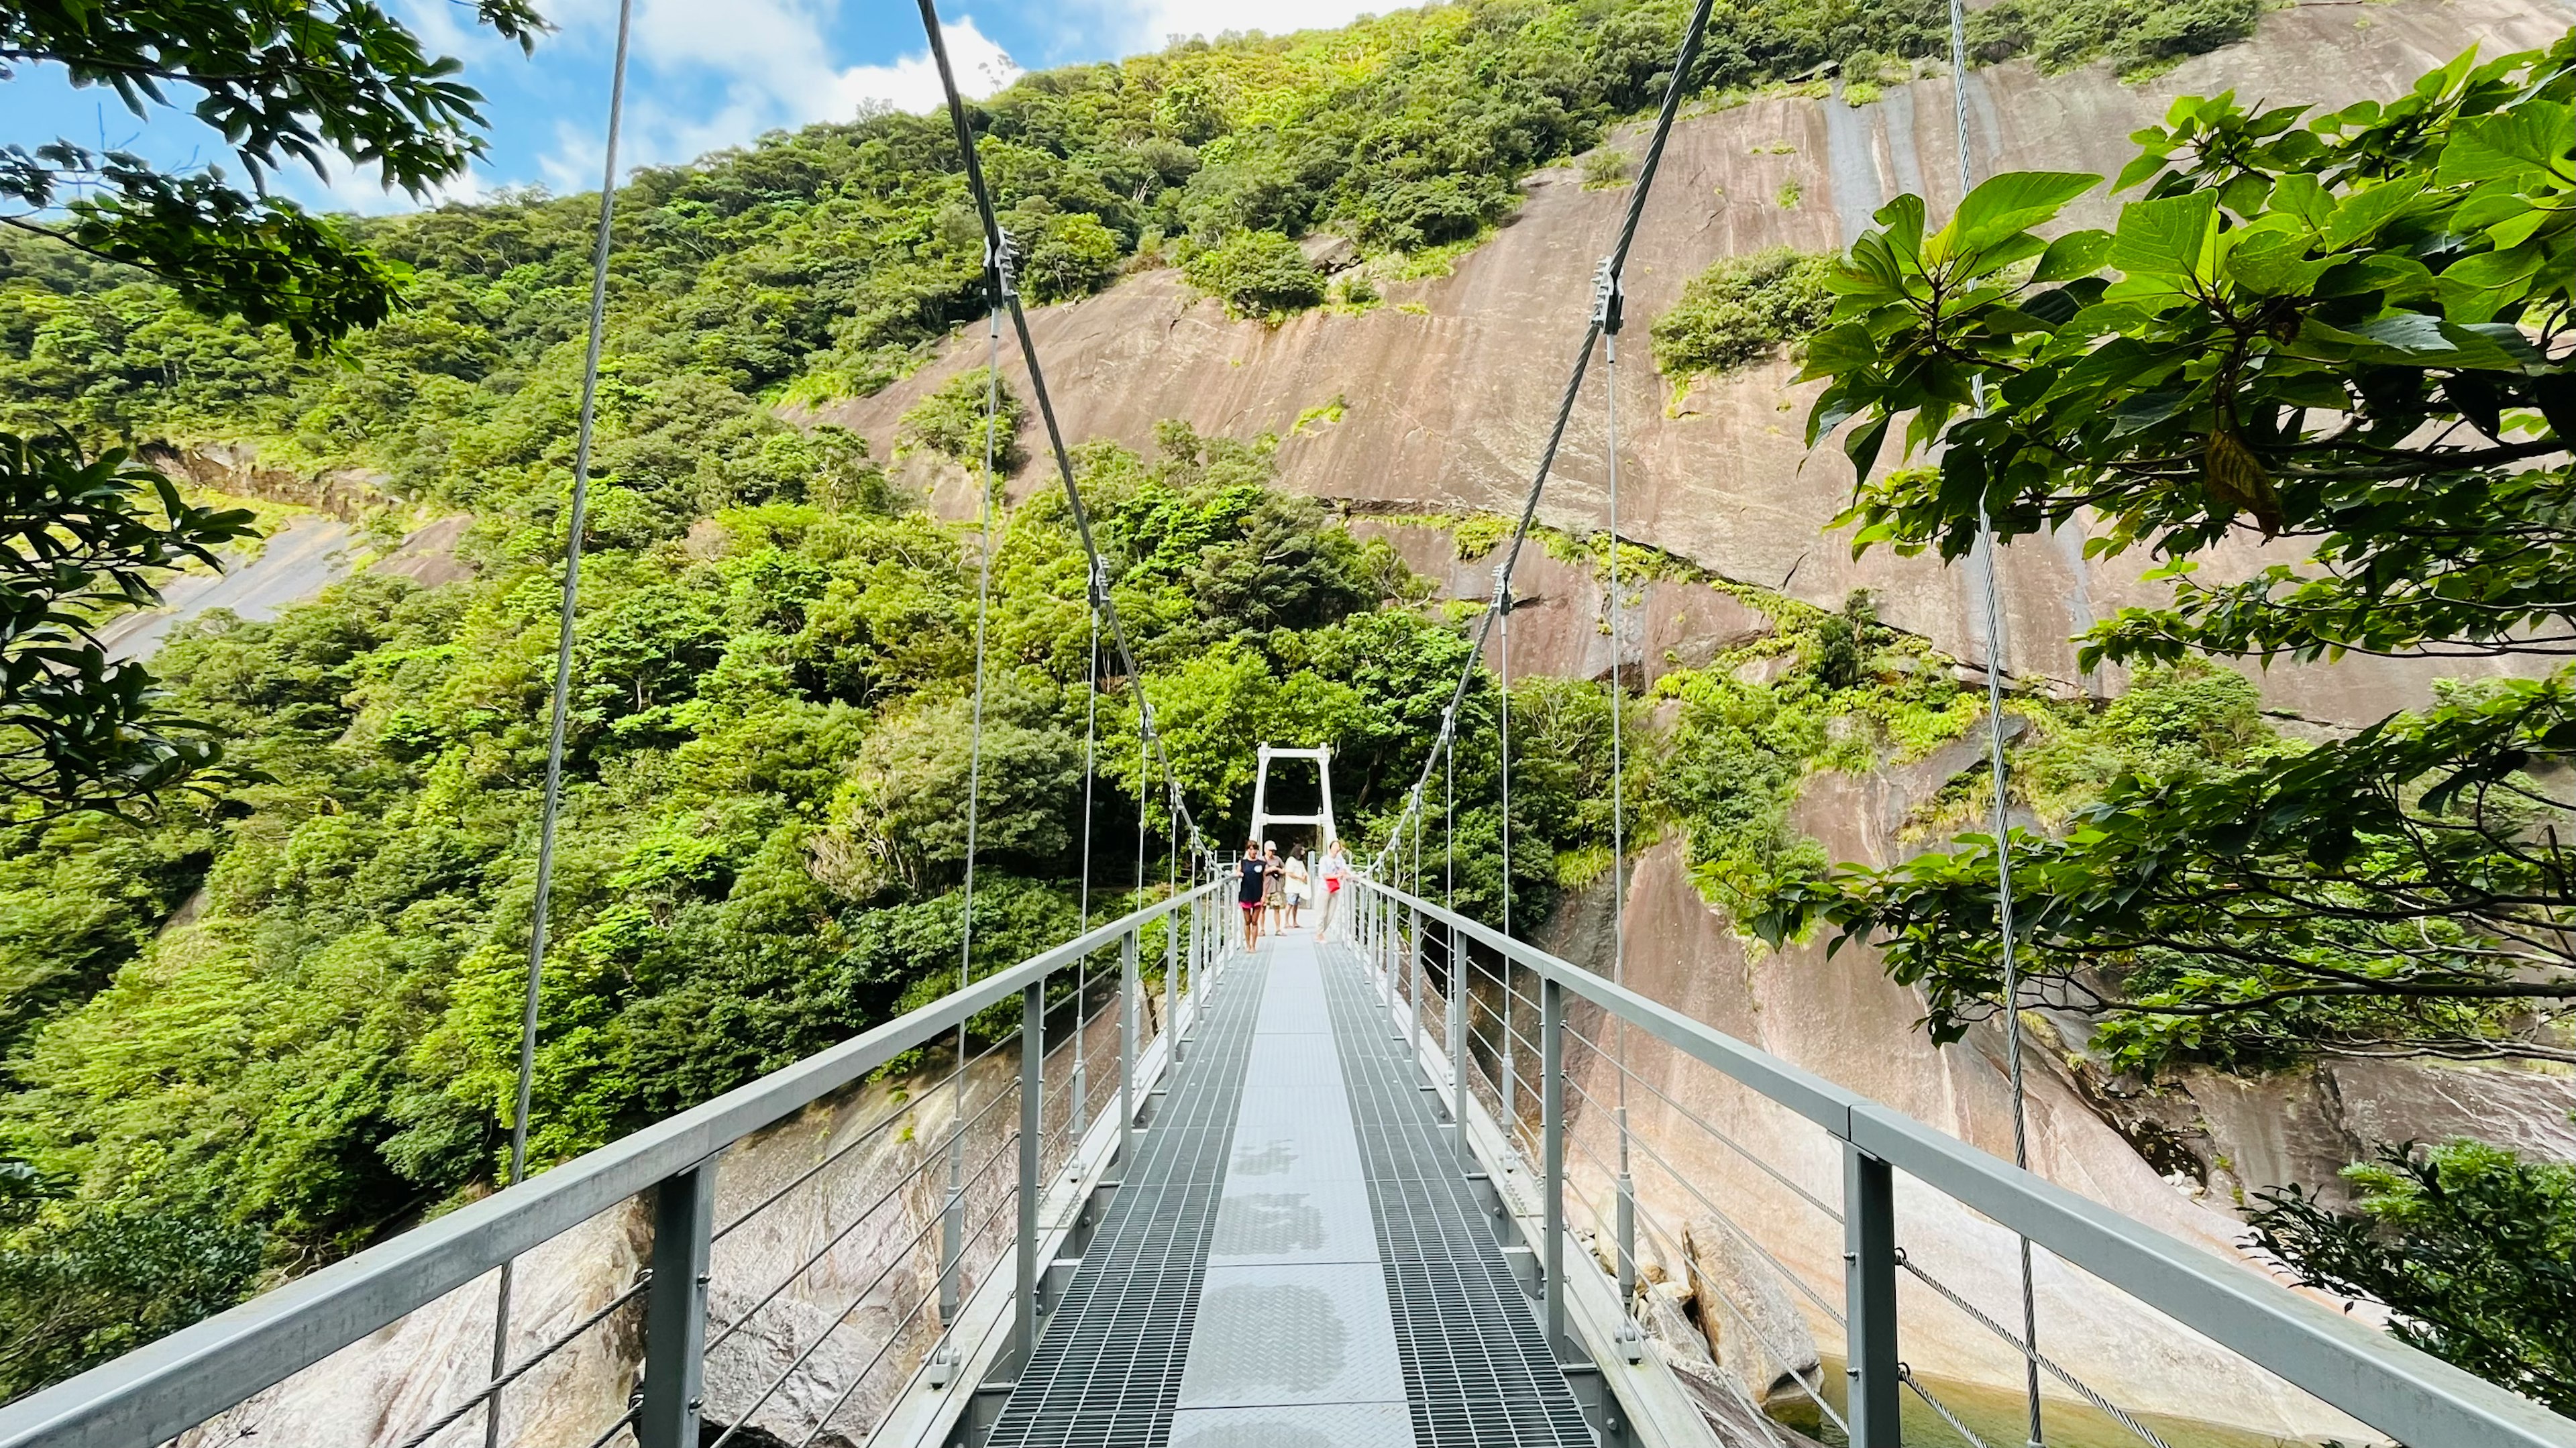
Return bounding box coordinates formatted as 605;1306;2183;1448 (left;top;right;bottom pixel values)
704;1075;1022;1355
1621;1188;1851;1436
389;1272;651;1448
1559;1018;1843;1223
714;1023;1021;1241
1900;1249;2176;1448
1567;1076;1849;1329
786;1181;1022;1448
706;1127;1020;1448
1906;1365;2002;1448
575;1404;641;1448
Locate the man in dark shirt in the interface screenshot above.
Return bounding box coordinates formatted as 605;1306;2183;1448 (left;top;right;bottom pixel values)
1236;840;1269;951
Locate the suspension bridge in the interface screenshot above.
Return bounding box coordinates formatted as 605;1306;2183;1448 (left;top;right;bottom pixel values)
4;1;2574;1447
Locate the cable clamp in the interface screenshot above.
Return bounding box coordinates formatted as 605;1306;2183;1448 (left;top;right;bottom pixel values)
989;229;1022;298
1589;256;1623;332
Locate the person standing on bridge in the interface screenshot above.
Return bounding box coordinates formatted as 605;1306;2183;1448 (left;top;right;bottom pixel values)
1315;840;1347;940
1237;841;1270;951
1283;848;1309;929
1261;840;1285;932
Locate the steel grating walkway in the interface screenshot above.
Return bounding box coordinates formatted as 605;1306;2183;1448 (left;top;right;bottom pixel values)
983;936;1592;1448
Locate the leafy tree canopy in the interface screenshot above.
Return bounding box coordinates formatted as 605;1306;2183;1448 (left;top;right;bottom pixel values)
0;0;538;822
1764;36;2576;1070
2247;1139;2576;1414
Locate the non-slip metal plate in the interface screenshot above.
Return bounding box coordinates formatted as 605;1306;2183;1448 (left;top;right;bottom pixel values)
983;956;1271;1448
1169;1401;1417;1448
1176;1261;1406;1409
1320;946;1597;1448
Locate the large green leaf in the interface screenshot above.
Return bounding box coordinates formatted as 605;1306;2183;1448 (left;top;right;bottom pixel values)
2437;101;2575;184
1929;170;2101;263
2108;192;2217;278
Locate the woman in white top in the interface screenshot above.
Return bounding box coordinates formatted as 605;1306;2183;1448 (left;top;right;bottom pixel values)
1283;850;1310;928
1314;840;1347;939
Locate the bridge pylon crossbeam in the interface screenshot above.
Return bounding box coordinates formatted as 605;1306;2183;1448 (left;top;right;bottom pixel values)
1247;743;1336;852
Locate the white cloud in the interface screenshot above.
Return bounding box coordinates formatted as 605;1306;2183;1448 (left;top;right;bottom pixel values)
1068;0;1387;54
533;3;1018;186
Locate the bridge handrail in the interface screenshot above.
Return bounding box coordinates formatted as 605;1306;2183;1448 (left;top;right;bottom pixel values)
1347;874;2576;1448
0;880;1229;1448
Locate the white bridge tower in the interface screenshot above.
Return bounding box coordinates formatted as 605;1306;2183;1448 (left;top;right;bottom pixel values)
1247;743;1336;851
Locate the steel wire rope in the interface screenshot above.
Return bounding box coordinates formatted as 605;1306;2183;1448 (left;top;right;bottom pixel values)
1898;1251;2175;1448
1556;1017;1842;1221
1370;0;1721;878
576;1404;642;1448
1946;2;2045;1441
1909;1366;2004;1448
915;0;1207;864
715;1015;1027;1241
485;1;633;1441
391;1272;650;1448
1073;577;1100;1139
706;1123;1021;1448
1611;1170;1844;1419
788;1180;1024;1448
1555;1068;1847;1327
1617;1186;1849;1436
705;1074;1025;1355
1595;254;1640;1338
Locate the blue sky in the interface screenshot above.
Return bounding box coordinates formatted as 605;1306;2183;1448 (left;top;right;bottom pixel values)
0;0;1388;215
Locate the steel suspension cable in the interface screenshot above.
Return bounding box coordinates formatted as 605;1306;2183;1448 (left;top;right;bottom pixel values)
1596;258;1638;1326
486;0;631;1439
1372;0;1719;877
916;0;1206;860
1945;7;2045;1443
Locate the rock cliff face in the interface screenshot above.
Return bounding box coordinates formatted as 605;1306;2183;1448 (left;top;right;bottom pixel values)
816;0;2569;727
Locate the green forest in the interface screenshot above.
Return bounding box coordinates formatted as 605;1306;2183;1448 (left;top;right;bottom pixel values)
3;0;2571;1421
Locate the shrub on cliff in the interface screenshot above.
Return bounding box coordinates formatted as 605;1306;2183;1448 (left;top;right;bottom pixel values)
1650;248;1837;391
1183;230;1329;319
2248;1141;2576;1415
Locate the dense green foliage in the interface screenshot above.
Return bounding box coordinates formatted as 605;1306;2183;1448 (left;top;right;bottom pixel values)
0;0;543;821
1768;37;2576;1069
0;0;2308;1400
1649;246;1836;389
1;0;541;351
2247;1140;2576;1414
0;431;1653;1396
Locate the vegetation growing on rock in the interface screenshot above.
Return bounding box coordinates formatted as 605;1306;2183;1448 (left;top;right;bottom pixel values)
1649;246;1838;392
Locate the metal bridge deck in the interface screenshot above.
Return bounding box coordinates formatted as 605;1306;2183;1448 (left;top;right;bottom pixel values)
985;936;1592;1448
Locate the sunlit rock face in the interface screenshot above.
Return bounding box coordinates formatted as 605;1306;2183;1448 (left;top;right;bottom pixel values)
817;0;2567;726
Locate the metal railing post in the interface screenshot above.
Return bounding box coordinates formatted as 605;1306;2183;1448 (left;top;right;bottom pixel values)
1119;930;1138;1172
638;1158;717;1448
939;1137;965;1322
1449;925;1470;1170
1501;955;1517;1161
1541;974;1565;1352
1407;907;1424;1062
1016;981;1042;1366
1165;911;1181;1065
1617;1132;1640;1324
1844;1144;1901;1448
